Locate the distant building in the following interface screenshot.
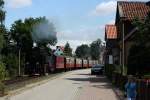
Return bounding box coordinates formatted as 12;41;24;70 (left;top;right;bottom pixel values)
105;25;119;65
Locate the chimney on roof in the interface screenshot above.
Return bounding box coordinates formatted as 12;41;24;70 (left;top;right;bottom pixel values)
146;1;150;6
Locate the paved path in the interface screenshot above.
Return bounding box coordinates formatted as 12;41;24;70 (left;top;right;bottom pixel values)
1;69;119;100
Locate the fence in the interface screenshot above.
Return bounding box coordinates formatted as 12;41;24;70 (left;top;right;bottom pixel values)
105;64;150;100
111;73;150;100
137;79;150;100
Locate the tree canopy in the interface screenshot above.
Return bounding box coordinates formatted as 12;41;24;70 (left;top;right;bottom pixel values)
75;44;90;59
0;0;5;51
10;17;57;53
132;13;150;45
0;0;6;81
8;17;57;76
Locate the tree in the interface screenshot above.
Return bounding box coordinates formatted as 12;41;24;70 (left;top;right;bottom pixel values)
64;42;72;56
10;17;57;75
10;19;33;54
10;17;57;53
127;12;150;75
0;0;5;52
132;15;150;45
0;0;7;93
90;39;102;60
0;0;5;25
75;44;90;58
0;0;6;69
3;53;18;77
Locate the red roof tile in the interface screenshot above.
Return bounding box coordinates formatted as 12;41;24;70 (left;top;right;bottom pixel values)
118;1;150;20
105;25;117;39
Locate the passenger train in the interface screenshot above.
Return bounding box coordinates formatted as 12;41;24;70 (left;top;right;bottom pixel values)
25;53;99;75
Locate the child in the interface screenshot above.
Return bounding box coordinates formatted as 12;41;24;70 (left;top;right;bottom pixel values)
125;75;137;100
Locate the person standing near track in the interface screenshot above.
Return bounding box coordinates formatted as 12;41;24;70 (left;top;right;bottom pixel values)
125;75;137;100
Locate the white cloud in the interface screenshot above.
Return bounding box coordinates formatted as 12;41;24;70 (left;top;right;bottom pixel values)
5;0;32;8
90;1;117;16
57;26;104;41
56;25;106;51
90;0;149;16
108;19;115;24
56;19;115;51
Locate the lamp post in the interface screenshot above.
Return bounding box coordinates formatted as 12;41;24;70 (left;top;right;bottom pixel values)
18;42;21;76
122;23;125;75
18;48;21;76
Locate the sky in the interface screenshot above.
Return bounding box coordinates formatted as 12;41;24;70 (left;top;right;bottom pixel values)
4;0;149;51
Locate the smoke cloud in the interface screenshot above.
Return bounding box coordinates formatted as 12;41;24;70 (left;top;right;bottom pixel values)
32;19;57;45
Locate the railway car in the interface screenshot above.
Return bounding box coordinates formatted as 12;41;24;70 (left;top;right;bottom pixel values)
48;55;65;72
92;60;99;66
95;60;99;65
65;57;75;70
92;60;95;65
56;56;65;69
75;58;82;69
83;59;88;68
88;60;93;68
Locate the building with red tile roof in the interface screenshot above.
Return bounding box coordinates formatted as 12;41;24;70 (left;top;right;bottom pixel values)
104;1;150;73
105;25;117;39
104;25;119;65
117;1;150;21
115;1;150;73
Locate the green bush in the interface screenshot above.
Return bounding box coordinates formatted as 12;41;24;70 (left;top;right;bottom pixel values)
0;62;6;81
0;62;6;94
114;65;122;74
105;64;128;90
3;54;19;78
105;64;115;80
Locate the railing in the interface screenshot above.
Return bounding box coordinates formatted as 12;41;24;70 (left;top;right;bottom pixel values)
111;72;150;100
105;64;150;100
137;79;150;100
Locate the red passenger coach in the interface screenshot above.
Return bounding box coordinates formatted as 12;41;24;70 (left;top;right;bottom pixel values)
65;57;75;69
75;58;82;68
83;59;88;68
70;57;75;68
95;60;98;65
92;60;99;66
56;56;65;69
88;60;93;68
